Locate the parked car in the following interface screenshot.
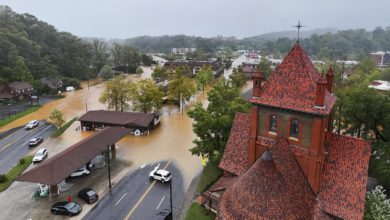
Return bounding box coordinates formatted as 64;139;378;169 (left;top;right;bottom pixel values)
28;137;43;147
149;169;172;183
78;188;99;204
25;120;39;129
69;166;90;178
32;148;48;163
51;201;82;216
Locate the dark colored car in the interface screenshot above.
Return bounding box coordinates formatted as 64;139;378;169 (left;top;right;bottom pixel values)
28;137;43;147
78;188;98;204
155;209;172;220
51;201;82;216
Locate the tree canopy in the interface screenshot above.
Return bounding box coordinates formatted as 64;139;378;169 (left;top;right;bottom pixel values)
188;80;250;162
99;75;131;112
130;79;164;113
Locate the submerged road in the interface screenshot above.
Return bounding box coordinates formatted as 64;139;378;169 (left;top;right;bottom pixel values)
0;121;55;173
83;160;185;220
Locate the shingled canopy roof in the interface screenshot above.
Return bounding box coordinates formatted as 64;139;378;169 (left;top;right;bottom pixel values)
78;110;155;128
16;127;129;185
249;43;335;115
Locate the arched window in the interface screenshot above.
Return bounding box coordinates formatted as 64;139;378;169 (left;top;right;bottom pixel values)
290;119;299;138
269;115;277;132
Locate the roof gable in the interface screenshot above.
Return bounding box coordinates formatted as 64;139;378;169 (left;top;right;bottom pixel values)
219;112;250;176
249;43;335;115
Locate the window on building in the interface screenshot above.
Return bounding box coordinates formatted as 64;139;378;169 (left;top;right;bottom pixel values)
269;115;277;132
290;119;299;138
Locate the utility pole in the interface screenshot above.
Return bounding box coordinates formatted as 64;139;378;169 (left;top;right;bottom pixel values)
170;179;173;220
108;145;112;191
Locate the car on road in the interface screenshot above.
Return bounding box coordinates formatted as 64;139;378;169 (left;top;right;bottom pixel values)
32;148;48;163
69;166;90;178
28;137;43;147
149;169;172;183
78;188;99;204
155;209;172;220
25;120;39;129
51;201;82;216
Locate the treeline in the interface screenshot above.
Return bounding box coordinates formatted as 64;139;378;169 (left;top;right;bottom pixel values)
0;6;152;85
120;28;390;61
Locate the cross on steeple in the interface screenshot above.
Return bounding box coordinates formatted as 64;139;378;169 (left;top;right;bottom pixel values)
293;20;305;43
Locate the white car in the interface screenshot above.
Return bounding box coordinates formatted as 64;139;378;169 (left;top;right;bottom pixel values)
33;148;48;163
28;137;43;147
149;169;172;183
70;166;90;178
25;120;39;129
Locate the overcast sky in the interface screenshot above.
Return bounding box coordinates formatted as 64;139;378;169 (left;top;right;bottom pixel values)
1;0;389;39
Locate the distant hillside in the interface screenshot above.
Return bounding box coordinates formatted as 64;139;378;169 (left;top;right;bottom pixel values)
243;28;338;41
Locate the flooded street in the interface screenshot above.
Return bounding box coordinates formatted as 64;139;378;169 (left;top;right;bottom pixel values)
0;74;204;189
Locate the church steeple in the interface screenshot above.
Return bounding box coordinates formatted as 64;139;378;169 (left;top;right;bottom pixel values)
252;68;263;97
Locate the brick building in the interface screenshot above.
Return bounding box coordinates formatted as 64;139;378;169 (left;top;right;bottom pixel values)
199;43;371;219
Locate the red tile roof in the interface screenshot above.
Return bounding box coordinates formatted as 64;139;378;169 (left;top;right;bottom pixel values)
219;112;250;176
249;43;336;115
319;132;371;219
218;139;321;220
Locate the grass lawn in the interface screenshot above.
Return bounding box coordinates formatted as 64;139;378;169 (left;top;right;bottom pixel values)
197;161;222;193
0;155;33;192
51;117;77;137
185;203;215;220
0;106;40;128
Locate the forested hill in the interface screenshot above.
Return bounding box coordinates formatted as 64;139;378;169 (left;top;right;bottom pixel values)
0;5;94;84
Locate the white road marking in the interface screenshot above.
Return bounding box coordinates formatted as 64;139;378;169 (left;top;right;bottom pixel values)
140;164;146;169
115;192;127;207
156;196;165;210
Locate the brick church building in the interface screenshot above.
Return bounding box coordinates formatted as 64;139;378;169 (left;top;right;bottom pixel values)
199;43;371;219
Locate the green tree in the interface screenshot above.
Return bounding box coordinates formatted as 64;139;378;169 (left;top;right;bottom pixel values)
49;109;65;129
369;142;390;191
188;80;250;162
258;57;273;80
98;64;114;80
91;39;110;74
130;79;164;113
151;66;169;80
168;74;196;114
338;86;390;141
99;75;131;112
364;185;390;220
195;67;213;93
229;68;246;88
136;66;144;75
6;56;33;82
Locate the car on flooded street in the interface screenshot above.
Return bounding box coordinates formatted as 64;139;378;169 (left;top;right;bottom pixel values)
32;148;48;163
149;169;172;183
25;120;39;129
51;201;82;216
28;137;43;147
78;188;99;204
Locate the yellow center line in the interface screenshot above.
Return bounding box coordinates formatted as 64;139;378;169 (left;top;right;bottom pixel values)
124;159;172;220
0;129;34;154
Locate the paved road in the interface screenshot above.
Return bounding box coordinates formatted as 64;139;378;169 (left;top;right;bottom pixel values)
0;121;56;173
84;160;185;220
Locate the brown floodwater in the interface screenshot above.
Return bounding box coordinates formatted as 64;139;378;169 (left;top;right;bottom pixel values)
0;75;205;189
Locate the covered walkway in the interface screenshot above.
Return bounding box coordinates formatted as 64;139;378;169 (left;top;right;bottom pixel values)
16;127;129;191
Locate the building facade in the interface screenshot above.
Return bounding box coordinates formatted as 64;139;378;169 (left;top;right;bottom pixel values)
199;43;371;219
